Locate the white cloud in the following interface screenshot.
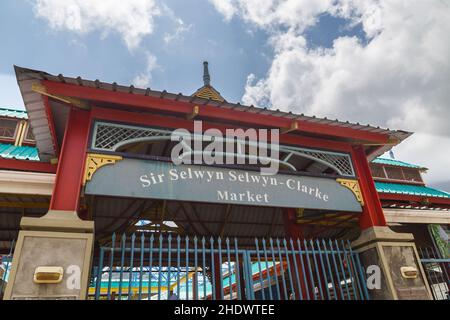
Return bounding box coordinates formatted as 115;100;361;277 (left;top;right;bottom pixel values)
213;0;450;185
208;0;237;21
32;0;161;50
132;52;159;88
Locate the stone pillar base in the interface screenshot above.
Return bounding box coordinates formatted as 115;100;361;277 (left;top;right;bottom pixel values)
352;226;432;300
3;210;94;300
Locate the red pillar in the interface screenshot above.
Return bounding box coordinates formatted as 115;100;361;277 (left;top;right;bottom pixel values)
351;145;386;229
49;108;91;213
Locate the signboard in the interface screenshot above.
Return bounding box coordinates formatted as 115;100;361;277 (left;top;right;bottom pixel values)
85;158;362;212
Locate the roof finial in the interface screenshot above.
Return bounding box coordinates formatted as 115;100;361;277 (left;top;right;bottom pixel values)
203;61;210;86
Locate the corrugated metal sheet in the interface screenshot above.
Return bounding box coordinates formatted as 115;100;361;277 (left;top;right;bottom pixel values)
375;182;450;198
0;107;28;119
14;65;413;162
372;157;423;169
0;143;40;161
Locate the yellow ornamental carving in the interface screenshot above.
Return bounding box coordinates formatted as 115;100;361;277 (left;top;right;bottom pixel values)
83;153;122;185
336;178;365;206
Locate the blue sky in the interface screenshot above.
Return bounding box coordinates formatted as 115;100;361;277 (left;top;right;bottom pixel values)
0;0;449;189
0;0;363;105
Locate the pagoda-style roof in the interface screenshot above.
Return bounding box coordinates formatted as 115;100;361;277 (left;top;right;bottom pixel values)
0;143;39;161
14;65;412;162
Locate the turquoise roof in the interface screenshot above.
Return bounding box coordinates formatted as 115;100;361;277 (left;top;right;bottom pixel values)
0;143;40;161
0;107;28;119
375;182;450;198
372;157;423;169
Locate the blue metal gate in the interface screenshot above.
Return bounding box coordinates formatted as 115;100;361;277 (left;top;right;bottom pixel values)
90;234;368;300
419;247;450;300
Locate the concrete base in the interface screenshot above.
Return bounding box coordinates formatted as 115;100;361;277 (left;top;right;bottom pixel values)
352;226;432;300
3;210;94;300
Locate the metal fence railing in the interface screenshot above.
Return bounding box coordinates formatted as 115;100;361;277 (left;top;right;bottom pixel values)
419;247;450;300
89;234;369;300
0;239;15;299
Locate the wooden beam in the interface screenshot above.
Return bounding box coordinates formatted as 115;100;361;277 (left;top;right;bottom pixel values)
383;208;450;224
0;158;57;173
187;105;199;120
281;121;298;134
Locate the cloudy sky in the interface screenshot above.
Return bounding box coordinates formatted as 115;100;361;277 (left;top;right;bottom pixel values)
0;0;449;189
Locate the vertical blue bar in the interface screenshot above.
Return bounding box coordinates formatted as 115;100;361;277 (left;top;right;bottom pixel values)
1;239;15;294
157;235;163;300
268;238;281;300
341;240;359;300
261;239;273;300
148;234;155;300
118;233;126;300
245;251;255;300
320;240;336;299
218;237;224;300
167;234;172;300
346;240;367;300
185;236;189;300
310;240;324;300
282;239;295;300
138;233;145;300
194;236;198;300
255;238;266;300
334;239;350;299
210;237;216;300
95;247;104;300
328;239;344;300
128;233;136;300
233;238;242;300
296;239;311;300
353;248;369;300
177;236;181;299
303;240;317;300
226;238;232;300
107;233;116;300
315;239;330;300
275;238;288;300
202;237;207;300
289;239;303;300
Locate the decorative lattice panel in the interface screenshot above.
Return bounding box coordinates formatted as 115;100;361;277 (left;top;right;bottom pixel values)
92;122;171;151
91;121;355;177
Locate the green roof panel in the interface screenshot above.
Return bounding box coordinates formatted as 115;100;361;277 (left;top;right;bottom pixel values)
0;107;28;119
0;143;39;161
372;157;423;169
375;182;450;198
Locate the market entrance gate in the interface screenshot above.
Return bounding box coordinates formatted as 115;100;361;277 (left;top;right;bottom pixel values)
89;234;369;300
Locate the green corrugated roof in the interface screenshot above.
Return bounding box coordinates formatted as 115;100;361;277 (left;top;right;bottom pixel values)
372;157;423;169
0;107;28;119
0;143;39;161
375;182;450;198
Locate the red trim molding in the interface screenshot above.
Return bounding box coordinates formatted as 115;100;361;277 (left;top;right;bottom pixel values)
0;158;56;173
378;192;450;206
43;80;389;144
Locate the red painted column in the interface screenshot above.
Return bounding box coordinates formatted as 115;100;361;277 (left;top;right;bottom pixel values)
351;145;386;229
49;108;91;213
